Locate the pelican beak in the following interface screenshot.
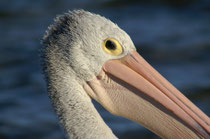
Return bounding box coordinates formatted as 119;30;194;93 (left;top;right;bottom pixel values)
84;50;210;138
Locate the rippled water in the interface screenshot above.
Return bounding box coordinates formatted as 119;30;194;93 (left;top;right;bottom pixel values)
0;0;210;139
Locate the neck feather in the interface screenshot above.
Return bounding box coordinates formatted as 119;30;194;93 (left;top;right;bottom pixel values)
46;67;117;139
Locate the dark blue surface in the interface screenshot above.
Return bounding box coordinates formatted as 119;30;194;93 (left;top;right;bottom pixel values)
0;0;210;139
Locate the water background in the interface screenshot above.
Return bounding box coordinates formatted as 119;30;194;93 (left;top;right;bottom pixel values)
0;0;210;138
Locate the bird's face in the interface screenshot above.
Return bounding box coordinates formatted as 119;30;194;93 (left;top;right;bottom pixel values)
66;11;136;82
44;10;209;138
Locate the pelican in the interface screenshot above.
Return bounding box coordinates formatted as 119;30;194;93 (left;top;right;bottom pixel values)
41;10;210;139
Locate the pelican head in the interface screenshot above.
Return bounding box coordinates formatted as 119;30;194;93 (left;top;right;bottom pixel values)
41;10;209;139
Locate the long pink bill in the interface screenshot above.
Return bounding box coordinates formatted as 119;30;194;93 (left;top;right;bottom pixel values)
103;51;210;138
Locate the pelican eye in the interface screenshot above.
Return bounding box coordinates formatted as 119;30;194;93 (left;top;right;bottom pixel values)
105;40;117;50
103;38;123;56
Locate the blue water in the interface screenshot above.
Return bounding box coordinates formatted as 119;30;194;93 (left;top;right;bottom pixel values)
0;0;210;139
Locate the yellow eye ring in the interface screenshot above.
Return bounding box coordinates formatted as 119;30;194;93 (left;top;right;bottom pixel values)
103;38;123;56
